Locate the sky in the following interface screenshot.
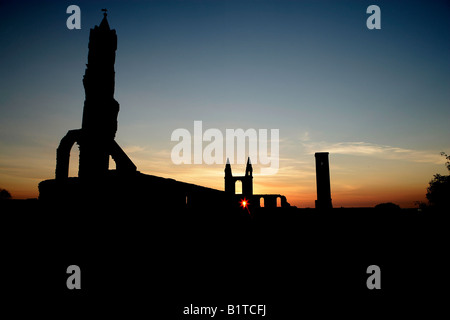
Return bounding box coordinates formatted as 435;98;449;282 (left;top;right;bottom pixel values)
0;0;449;207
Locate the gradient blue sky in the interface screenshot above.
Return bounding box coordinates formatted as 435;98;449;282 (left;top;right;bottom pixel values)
1;0;449;207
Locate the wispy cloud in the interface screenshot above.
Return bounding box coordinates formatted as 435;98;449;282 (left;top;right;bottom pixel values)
122;145;146;154
302;141;444;164
299;131;310;142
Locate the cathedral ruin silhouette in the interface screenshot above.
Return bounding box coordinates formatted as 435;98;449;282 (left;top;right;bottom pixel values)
39;12;332;212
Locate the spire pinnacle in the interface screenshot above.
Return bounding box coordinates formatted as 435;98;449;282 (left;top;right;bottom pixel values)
225;158;232;175
99;9;110;30
245;157;253;176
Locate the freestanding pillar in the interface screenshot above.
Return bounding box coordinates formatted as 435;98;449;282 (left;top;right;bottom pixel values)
315;152;333;209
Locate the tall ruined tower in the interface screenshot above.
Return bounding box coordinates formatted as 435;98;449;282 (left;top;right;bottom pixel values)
79;11;120;178
315;152;333;209
54;11;136;181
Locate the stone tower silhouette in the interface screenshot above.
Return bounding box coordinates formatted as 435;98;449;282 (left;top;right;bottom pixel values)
55;11;136;180
315;152;333;209
79;11;119;178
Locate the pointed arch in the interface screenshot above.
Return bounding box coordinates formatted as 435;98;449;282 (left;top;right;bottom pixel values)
56;129;82;180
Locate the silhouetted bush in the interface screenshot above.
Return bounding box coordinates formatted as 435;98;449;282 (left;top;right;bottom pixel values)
0;188;12;200
426;152;450;211
374;202;401;211
426;174;450;209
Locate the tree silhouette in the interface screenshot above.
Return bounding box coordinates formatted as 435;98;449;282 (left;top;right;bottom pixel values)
442;151;450;171
426;152;450;210
0;188;12;200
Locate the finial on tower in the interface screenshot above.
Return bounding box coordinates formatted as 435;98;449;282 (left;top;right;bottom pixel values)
99;9;111;30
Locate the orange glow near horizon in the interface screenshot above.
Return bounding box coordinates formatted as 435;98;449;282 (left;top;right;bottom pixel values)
0;166;433;208
0;151;445;209
0;1;449;212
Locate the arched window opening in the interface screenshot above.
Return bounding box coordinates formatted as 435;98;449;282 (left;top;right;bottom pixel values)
235;180;243;194
68;144;80;177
